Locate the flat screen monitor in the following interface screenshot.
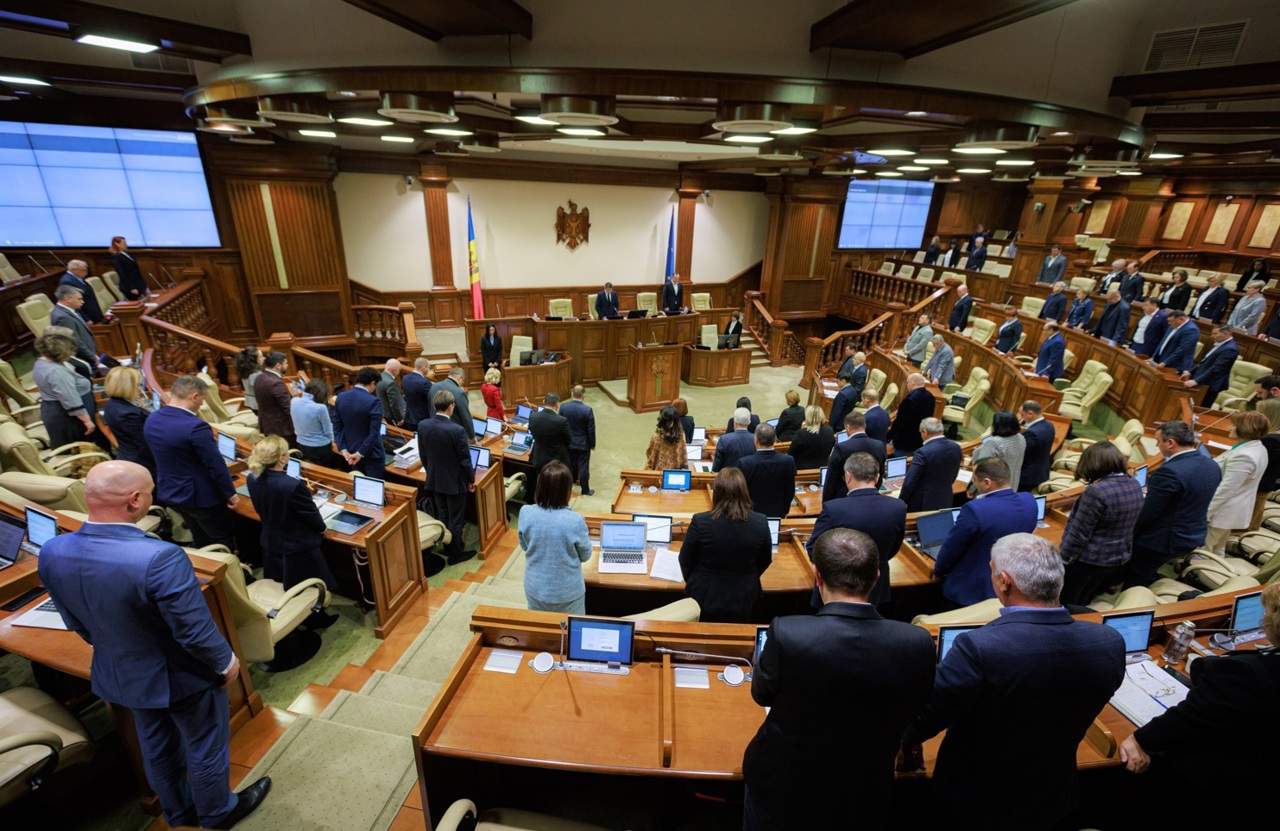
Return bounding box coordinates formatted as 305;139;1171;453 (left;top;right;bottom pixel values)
662;469;691;491
508;431;532;451
685;444;701;462
885;456;908;480
753;625;769;667
718;333;740;349
691;427;706;443
485;417;504;436
917;510;957;550
631;514;673;545
1231;590;1265;634
937;624;981;663
820;466;827;488
352;475;386;508
24;507;58;549
766;418;779;427
216;432;237;462
1134;465;1148;489
471;417;487;441
152;389;162;411
567;616;635;666
767;517;780;547
1102;610;1155;653
286;458;301;479
1035;495;1046;521
469;445;492;470
515;403;534;421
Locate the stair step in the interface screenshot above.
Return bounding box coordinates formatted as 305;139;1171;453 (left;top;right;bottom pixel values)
287;683;342;718
359;670;442;708
317;689;427;737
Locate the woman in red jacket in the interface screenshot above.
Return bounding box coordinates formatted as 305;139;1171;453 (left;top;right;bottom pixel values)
481;368;505;420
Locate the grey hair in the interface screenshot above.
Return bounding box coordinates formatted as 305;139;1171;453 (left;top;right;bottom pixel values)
733;407;751;426
449;366;465;381
67;259;88;272
990;533;1063;603
54;284;83;301
920;417;944;435
931;334;945;344
1248;280;1266;291
1052;281;1065;291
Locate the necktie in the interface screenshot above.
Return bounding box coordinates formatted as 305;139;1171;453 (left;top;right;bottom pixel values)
1156;326;1177;359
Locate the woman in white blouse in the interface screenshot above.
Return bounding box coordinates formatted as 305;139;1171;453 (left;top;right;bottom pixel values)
1204;411;1271;554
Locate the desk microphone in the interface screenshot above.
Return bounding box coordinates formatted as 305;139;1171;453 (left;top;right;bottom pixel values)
1195;410;1234;443
558;618;568;669
655;647;753;686
160;265;177;288
494;298;502;317
145;271;167;292
47;250;66;268
26;255;44;275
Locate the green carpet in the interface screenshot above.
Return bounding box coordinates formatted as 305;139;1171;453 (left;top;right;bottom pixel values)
359;671;441;708
394;594;525;683
317;690;426;737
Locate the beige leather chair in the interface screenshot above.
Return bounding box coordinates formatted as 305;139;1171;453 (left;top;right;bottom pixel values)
691;292;711;311
1178;551;1260;590
0;687;95;808
16;298;51;340
912;250;926;263
1213;360;1270;411
1069;276;1097;295
509;335;534;366
1055;358;1106;394
943;365;988;399
197;371;257;427
1149;575;1261;605
548;298;573;318
1087;586;1160;612
898;264;915;279
916;267;935;283
0;405;49;450
913;598;1003;626
86;277;115;316
503;472;527;506
436;799;608;831
200;546;331;671
0;359;38;410
942;379;989;432
624;597;700;622
1059;371;1112;424
635;292;658;316
201;418;263;447
25;293;52;316
1020;297;1045;317
0;474;163;533
878;262;896;275
100;270;126;303
988;244;1003;257
0;254;23;283
982;262;1012;278
419;510;451;550
864;367;886;395
1054;418;1146;472
0;422;109;479
700;324;718;350
880;382;899;411
583;294;598;320
967;318;995;345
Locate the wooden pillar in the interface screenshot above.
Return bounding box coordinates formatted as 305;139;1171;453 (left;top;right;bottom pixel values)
676;180;701;281
1009;177;1101;286
1107;178;1177;263
419;162;454;290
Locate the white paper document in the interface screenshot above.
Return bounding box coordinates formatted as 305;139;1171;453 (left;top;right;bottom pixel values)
483;649;524;674
956;469;973;484
1109;662;1190;727
649;548;685;582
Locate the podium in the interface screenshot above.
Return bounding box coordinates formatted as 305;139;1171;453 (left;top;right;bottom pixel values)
626;343;682;413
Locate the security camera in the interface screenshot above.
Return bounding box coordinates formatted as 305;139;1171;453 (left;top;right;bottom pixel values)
404;175;414;187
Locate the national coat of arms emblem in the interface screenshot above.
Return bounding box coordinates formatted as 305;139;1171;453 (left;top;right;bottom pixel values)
555;200;590;250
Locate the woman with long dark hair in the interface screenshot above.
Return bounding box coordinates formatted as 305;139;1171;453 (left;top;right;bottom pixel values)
679;467;773;622
645;405;688;470
480;324;503;370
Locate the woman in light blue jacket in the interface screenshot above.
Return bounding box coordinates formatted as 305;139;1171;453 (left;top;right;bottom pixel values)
518;461;592;613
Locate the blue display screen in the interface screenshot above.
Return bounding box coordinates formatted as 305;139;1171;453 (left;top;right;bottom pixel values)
837;179;935;249
567;617;634;665
0;121;220;247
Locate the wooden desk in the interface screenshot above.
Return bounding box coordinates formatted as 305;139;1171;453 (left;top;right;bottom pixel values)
627;343;683;413
501;355;573;403
681;345;751;387
611;471;712;518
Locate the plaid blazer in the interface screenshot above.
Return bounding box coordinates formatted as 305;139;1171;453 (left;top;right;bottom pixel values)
1059;474;1144;567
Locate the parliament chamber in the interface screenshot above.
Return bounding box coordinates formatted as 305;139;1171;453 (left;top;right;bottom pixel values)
2;1;1280;829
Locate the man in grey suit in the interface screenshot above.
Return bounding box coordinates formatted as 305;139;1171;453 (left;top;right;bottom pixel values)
376;359;406;426
1034;244;1067;284
923;334;955;387
434;366;472;430
903;313;933;366
50;284;99;366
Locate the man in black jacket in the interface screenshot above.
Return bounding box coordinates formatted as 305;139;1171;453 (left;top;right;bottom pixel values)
559;385;596;495
898;418;961;512
743;527;934;831
526;392;572;504
594;282;619;319
661;273;684;314
809;453;904;605
417;388;476;572
948;285;973;332
887;373;934;457
1090;289;1130;346
1018;400;1056;492
1039;281;1068;322
401;358;434;427
824;412;886;502
737;424;797;519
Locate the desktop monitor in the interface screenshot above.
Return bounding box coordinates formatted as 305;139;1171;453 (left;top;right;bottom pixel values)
820;467;827;488
216;432;237;462
286;458;302;479
25;508;58;549
515;403;534;422
691;427;706;443
485;417;504;436
1230;590;1265;634
685;444;701;462
753;625;769;667
567;616;635;666
1134;465;1148;489
937;624;981;663
352;475;386;508
885;456;908;480
469;445;492;470
1102;610;1155;653
662;469;691;491
631;514;673;545
767;518;780;547
1035;495;1046;521
472;417;487;441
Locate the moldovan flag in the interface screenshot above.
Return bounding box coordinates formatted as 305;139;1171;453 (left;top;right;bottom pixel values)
468;198;484;319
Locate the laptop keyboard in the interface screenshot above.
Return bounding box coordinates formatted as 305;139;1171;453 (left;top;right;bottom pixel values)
19;542;40;556
602;551;645;564
34;599;57;612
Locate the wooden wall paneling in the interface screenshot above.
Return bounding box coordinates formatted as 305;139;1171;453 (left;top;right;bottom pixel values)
676;186;697;280
225;179;280;293
1158;198;1206;246
1240;198;1280;254
1193;196;1253;251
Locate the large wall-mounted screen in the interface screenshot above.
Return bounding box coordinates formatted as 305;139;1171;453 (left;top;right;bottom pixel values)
0;121;220;247
836;179;934;249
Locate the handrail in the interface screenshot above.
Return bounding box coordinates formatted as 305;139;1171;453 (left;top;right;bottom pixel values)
743;290;805;367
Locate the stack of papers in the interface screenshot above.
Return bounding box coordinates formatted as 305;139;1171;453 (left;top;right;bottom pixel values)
649;548;684;582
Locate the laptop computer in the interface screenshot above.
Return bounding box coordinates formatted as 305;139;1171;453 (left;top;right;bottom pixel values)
510;403;534;427
10;597;68;630
564;616;635;674
768;517;781;551
766;418;779;428
753;625;769;667
326;509;376;536
691;427;707;445
915;509;959;559
351;475;386;509
937;624;981;663
485;417;504;437
505;430;533;456
631;514;673;545
1197;443;1213;459
1210;590;1267;649
685;444;702;463
596;521;649;574
216;432;237;464
471;417;488;441
718;333;740;349
1134;464;1147;493
0;521;21;571
662;469;691;492
469;445;492;473
23;507;58;556
1102;609;1156;663
1035;495;1049;529
626;309;648;319
883;456;909;490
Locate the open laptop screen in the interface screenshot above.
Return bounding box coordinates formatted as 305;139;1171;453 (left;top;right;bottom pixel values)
469;445;492;470
820;467;827;488
1231;591;1264;634
286;458;302;479
509;431;531;450
0;521;22;565
515;403;534;421
567;616;635;665
685;444;701;462
886;456;908;479
1134;465;1148;488
485;417;504;436
916;510;957;550
352;475;386;507
25;508;58;548
600;521;646;551
768;518;780;546
216;432;237;461
1102;610;1154;653
753;626;769;667
471;417;487;440
691;427;706;443
1035;495;1046;521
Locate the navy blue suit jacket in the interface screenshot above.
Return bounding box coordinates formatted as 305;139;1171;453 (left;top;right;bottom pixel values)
662;281;684;313
1152;322;1200;373
595;290;620;319
948;295;972;331
1090;299;1130;345
103;398;155;475
143;405;235;509
994;319;1023;353
59;271;105;323
1066;297;1093;329
887;388;936;455
1190;339;1239;398
828;385;858;430
332;387;383;460
1019;418;1056;492
560;399;596;451
1119;272;1145;303
40;523;233;709
417;413;474;495
247;468;326;557
823;433;886;502
1195;286;1229;323
738;449;798;519
1039;292;1066;322
899;437;961;513
401;371;433;427
965;247;987;271
864;405;890;443
1035;333;1065;381
904;608;1125;829
1132;310;1169;357
808;488;906;605
1132;449;1221;555
712;429;756;471
934;489;1038;604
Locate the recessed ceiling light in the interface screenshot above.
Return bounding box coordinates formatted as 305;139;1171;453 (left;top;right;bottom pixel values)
0;75;50;86
868;148;914;157
771;120;819;136
914;158;949;165
875;171;904;177
724;133;773;143
381;135;415;143
558;127;606;136
1116;169;1142;176
905;111;928;117
995;159;1035;166
897;165;928;172
196;120;251;134
932;176;961;183
75;33;159;52
299;129;336;138
425;126;473;136
956;168;992;174
1051;131;1073;137
953;146;1007;155
515;114;558;126
337;116;393;127
337;91;359;97
1148;151;1183;159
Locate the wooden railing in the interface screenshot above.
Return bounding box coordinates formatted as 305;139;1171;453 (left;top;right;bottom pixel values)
131;280;244;394
743;291;805;367
352;301;422;362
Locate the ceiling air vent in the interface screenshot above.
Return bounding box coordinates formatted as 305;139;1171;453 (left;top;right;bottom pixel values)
130;52;193;73
1144;20;1248;72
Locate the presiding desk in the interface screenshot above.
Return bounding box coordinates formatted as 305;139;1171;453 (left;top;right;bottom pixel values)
500;355;573;403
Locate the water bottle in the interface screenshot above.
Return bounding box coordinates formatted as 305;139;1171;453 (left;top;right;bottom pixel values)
1161;620;1195;665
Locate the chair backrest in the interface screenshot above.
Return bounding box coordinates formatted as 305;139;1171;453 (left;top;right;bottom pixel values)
966;380;990;412
209;420;263;445
898;265;915;279
1015;331;1026;351
0;253;22;283
1062;348;1075;372
983;262;1012;278
509;335;533;364
916;267;935;283
0;360;37;408
1080;372;1114;417
1186;274;1209;290
691;292;711;311
548;298;574;318
878;262;896;275
1073;359;1107;392
1069;276;1096;294
0;422;54;475
100;271;126;302
988;244;1003;257
86;276;115;315
962;365;989;396
1216;360;1271;409
700;324;717;350
880;382;898;410
636;292;658;314
198;548;275;663
969;318;996;345
1020;297;1045;316
583;294;598;320
197;371;233;422
1193;340;1205;361
0;473;88;513
912;250;925;263
865;367;886;394
16;299;51;339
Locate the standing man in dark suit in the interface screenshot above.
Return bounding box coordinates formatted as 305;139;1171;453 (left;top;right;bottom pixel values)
144;375;238;550
1090;289;1130;346
417;388;476;571
743;528;934;831
1191;274;1229;322
1018;400;1056;492
737;424;797;518
836;344;856;379
375;359;406;427
1034;244;1067;284
1150;310;1200;373
1034;321;1066;381
1181;324;1239;406
1119;260;1145;304
965;237;987;271
332;367;385;480
59;259;105;323
662;273;685;314
898;418;961;512
40;461;271;830
900;533;1125;830
434;367;472;430
1039;281;1068;322
828;372;858;431
1129;297;1169;358
401;357;434;427
968;223;987;251
933;458;1038;606
861;389;890;443
846;351;869;401
50;285;99;366
594;281;619;319
948;284;972;332
824;412;886;502
1124;420;1222;587
253;351;297;444
723;311;744;337
560;385;596;496
809;454;905;606
712;408;756;471
993;306;1023;354
1099;258;1126;295
526;392;572;504
888;373;934;457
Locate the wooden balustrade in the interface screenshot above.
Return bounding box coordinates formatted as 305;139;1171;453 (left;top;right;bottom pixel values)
351;302;422;362
744;291;804;367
